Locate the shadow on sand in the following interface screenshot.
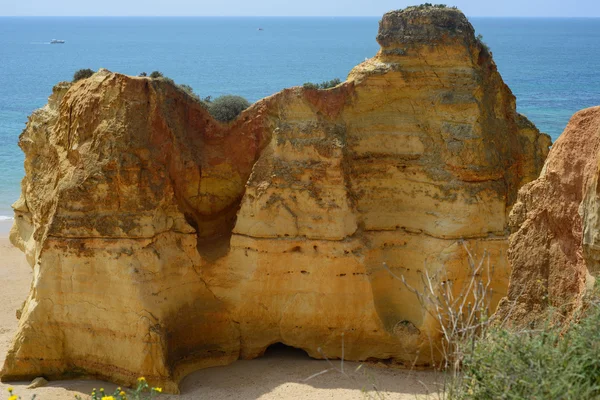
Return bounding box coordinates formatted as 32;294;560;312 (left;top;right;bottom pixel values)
0;344;443;399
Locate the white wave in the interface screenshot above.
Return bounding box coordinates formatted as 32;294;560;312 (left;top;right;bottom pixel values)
0;215;14;221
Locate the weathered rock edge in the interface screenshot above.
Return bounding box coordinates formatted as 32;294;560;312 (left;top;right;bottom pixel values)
496;106;600;326
2;6;550;393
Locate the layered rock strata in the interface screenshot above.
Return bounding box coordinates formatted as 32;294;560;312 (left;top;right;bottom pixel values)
497;106;600;326
2;6;550;392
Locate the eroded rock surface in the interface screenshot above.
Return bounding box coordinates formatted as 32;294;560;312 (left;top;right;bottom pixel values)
2;6;550;392
497;106;600;326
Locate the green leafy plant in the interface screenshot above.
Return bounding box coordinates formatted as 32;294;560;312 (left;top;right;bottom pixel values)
302;78;341;90
73;68;94;82
302;82;319;90
476;34;490;53
178;84;194;95
75;377;163;400
143;72;204;104
208;95;250;122
178;84;202;101
449;300;600;399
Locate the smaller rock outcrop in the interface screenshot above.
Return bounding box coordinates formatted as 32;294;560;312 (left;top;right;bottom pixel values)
497;106;600;326
377;6;474;49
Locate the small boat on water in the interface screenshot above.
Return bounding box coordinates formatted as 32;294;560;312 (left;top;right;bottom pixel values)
257;28;264;31
50;39;65;44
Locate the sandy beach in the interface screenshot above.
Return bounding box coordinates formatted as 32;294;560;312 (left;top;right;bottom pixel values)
0;233;441;399
0;220;12;236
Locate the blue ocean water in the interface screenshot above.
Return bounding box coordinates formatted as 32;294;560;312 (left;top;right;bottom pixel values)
0;17;599;218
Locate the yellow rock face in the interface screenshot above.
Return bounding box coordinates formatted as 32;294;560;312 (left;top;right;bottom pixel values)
2;7;550;392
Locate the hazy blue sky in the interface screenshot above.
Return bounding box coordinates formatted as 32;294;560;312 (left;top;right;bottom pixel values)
2;0;600;17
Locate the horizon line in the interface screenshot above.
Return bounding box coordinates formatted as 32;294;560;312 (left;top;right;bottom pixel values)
2;14;600;18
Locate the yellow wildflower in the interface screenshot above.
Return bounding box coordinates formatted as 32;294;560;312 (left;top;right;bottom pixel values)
7;387;14;393
101;396;115;400
9;396;18;400
119;391;126;396
137;377;146;382
153;387;163;393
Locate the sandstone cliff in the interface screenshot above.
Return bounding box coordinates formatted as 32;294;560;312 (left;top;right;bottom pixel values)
496;107;600;326
2;6;550;392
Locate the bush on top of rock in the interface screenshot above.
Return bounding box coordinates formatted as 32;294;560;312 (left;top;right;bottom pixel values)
207;95;250;123
302;78;342;90
73;68;94;82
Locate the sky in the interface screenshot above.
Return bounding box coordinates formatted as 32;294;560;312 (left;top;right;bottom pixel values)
1;0;600;17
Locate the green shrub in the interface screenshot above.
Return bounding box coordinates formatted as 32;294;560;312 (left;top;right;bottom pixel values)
449;303;600;399
179;84;194;94
178;84;201;102
145;74;203;104
303;78;342;90
476;33;491;53
139;72;147;77
73;68;94;82
208;95;250;122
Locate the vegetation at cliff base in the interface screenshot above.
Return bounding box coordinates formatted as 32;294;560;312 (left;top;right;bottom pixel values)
449;301;600;399
71;376;162;400
388;245;600;399
207;95;250;122
303;78;342;90
72;68;94;82
7;363;171;399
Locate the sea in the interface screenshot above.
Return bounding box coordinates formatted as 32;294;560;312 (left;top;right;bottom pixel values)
1;17;599;221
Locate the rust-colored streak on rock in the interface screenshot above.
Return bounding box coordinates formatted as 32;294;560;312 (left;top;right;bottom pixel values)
2;6;550;393
497;106;600;326
303;82;354;119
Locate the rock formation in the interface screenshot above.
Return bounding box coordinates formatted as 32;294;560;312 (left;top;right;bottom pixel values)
496;106;600;326
2;6;550;392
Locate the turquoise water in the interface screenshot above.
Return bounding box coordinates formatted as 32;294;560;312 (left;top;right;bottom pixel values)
1;17;599;218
